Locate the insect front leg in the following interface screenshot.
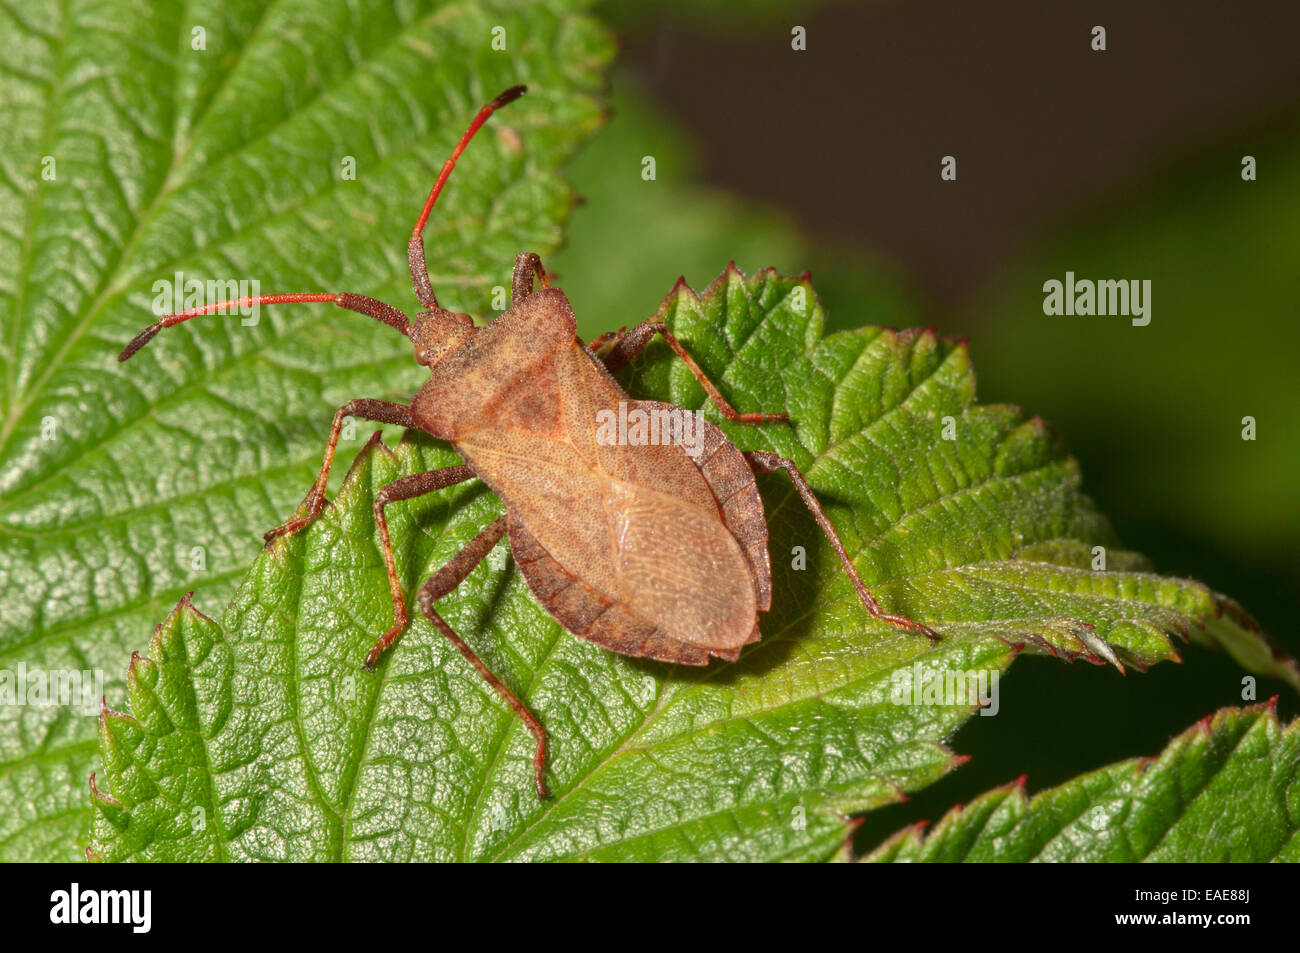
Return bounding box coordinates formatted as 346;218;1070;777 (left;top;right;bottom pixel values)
367;465;477;665
585;328;623;354
263;400;416;545
744;451;939;644
599;321;789;424
408;517;551;800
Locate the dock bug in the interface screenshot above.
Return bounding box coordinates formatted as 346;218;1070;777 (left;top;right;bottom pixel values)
118;86;938;799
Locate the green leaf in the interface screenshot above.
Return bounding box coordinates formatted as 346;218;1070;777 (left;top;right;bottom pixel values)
0;0;613;861
863;701;1299;862
87;266;1296;861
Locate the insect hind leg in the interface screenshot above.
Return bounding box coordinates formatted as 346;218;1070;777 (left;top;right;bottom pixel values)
365;465;478;665
409;515;550;799
744;451;938;644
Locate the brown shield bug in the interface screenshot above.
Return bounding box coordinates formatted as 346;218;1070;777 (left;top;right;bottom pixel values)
118;86;938;799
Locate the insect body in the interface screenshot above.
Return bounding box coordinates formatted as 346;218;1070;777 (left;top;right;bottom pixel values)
119;87;937;799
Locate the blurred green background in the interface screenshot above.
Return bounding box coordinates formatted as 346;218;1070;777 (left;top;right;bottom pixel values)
551;0;1300;846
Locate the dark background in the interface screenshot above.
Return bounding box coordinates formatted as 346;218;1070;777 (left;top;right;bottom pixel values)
629;0;1300;306
555;0;1300;848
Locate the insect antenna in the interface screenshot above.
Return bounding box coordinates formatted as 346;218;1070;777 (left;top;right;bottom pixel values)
119;87;527;362
118;293;410;362
407;85;527;308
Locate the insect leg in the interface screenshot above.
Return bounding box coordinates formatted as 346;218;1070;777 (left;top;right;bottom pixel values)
263;401;417;545
744;451;938;644
584;327;623;354
409;518;552;799
510;252;550;306
366;465;479;663
599;321;789;424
